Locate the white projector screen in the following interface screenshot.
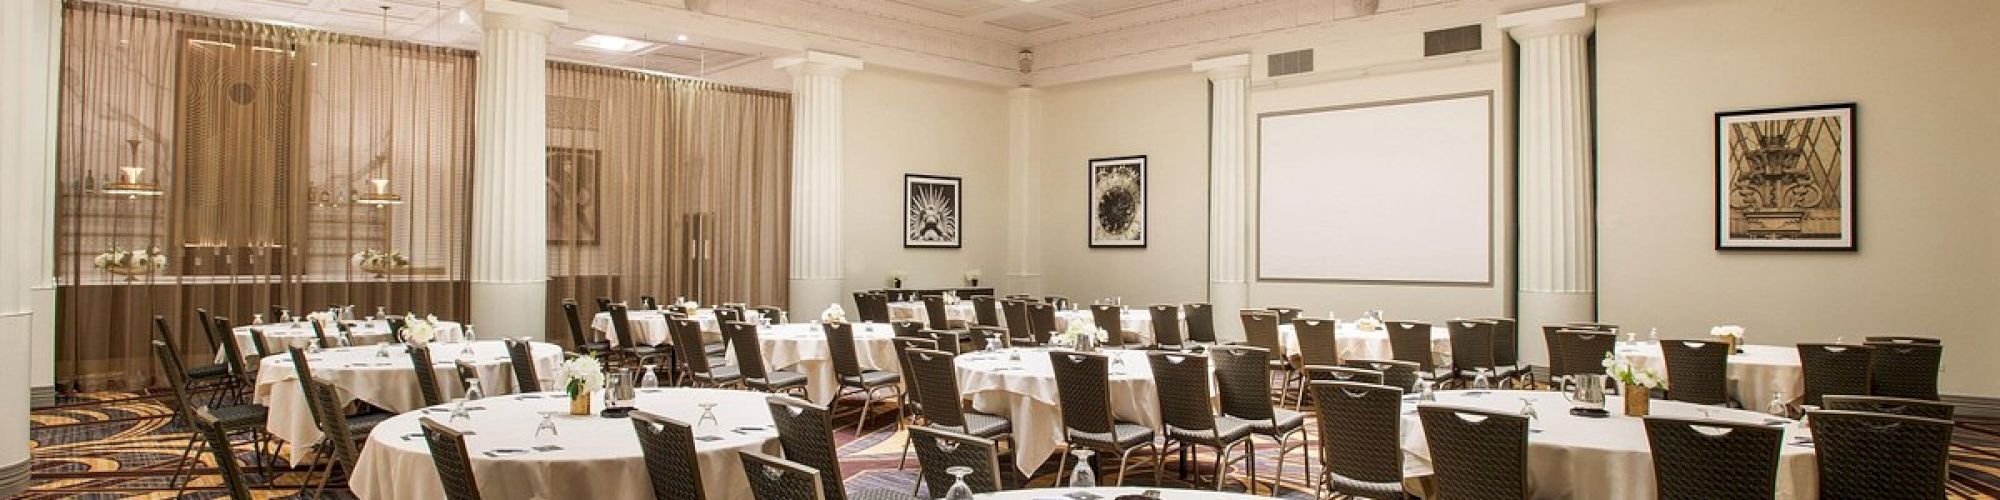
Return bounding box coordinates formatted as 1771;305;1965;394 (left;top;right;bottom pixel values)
1257;93;1491;284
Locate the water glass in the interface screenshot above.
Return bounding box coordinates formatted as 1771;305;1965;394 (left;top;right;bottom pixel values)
943;466;976;500
1472;368;1492;390
1766;390;1790;417
535;411;560;438
640;365;660;388
697;403;721;429
1068;449;1097;488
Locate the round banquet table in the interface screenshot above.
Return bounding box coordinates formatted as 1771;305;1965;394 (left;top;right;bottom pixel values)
590;308;758;347
1400;390;1818;499
255;340;562;463
349;387;780;500
978;488;1267;500
222;319;464;362
728;322;901;404
1615;342;1803;414
1052;309;1155;345
955;348;1198;476
1278;322;1451;367
890;300;981;327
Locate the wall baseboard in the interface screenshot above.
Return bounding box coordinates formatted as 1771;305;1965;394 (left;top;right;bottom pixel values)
1943;394;2000;419
0;456;26;498
29;386;56;409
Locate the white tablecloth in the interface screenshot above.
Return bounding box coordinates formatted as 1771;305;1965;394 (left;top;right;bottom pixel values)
223;320;465;363
349;387;780;500
890;301;981;327
590;308;757;347
979;488;1266;500
728;322;901;404
1052;309;1156;345
1400;390;1818;499
255;341;563;462
955;348;1185;476
1616;343;1804;414
1278;323;1452;367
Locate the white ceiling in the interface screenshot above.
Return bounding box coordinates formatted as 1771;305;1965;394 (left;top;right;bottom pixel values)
884;0;1179;33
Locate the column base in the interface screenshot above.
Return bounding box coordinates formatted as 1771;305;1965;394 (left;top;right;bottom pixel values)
0;311;31;491
0;456;25;498
471;281;548;342
790;277;845;322
1517;290;1596;366
1209;281;1248;343
1004;273;1044;296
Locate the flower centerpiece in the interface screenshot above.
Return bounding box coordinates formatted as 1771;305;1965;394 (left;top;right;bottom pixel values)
1604;353;1666;417
964;268;982;287
1058;320;1109;352
821;303;848;324
887;269;908;288
1709;325;1745;353
558;354;605;415
94;246;167;281
351;249;410;277
942;290;961;305
1353;316;1384;332
679;299;701;311
399;314;436;344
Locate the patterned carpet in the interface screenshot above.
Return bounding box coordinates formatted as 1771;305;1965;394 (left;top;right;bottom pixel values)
24;389;2000;499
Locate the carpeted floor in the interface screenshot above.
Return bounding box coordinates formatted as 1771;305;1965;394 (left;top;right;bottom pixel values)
24;389;2000;499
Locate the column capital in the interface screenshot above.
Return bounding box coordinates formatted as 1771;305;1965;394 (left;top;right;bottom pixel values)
1499;2;1594;41
482;0;567;35
1009;86;1041;100
1192;54;1251;81
775;51;864;78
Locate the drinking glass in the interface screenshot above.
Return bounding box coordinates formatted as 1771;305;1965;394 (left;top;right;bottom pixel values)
1068;449;1097;488
943;466;976;500
1519;397;1540;422
465;324;478;344
984;337;1001;353
535;411;560;438
1766;390;1789;417
1647;328;1660;345
252;313;265;325
464;379;484;401
697;403;721;429
1472;368;1492;390
640;365;660;388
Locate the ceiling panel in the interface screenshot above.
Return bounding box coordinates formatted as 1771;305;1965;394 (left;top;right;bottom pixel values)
888;0;1008;17
1050;0;1176;19
985;11;1067;32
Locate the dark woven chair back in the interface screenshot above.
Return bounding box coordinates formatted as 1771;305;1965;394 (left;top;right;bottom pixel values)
609;304;642;349
890;320;926;339
1089;305;1126;347
924;330;966;355
1045;296;1070;310
1149;352;1217;433
670;318;714;373
715;307;744;325
754;306;787;324
765;395;846;500
1418;405;1529;500
890;336;935;417
1558;330;1619;379
195;308;224;357
192;408;256;500
922;296;954;329
1292;318;1341;368
1642;416;1783;500
1798;343;1872;407
1269;307;1303;324
727;322;774;381
298;349;366;464
1540;325;1569;380
505;338;540;392
1564;322;1618;332
1240;310;1283;353
852;292;873;322
1446;320;1497;371
1027;303;1058;345
596;297;614;315
454;361;479;394
214;317;252;382
1822;395;1955;420
1305;365;1383;385
1386;321;1435;371
1001;300;1033;345
641;295;660;310
822;322;865;380
1811;409;1953;499
738;450;827;500
909;349;970;428
1660;340;1731;405
563;300;591;350
1866;342;1942;400
247;328;275;359
387;317;409;341
1183;303;1217;343
1149;304;1185;348
309;319;333;348
419;416;483;500
632;410;706;500
1345;359;1421;392
409;344;446;407
1864;336;1940;345
152;316;194;374
270;305;288;323
970;326;1007;349
973;296;1001;327
150;341;198;417
1311;381;1404;498
1049;352;1116;436
1209;346;1277;422
868;293;893;324
909;426;1006;496
1477;318;1519;367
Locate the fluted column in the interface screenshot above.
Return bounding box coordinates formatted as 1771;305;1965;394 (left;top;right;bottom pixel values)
1502;3;1596;365
1005;87;1044;294
0;0;60;493
1195;54;1251;342
472;0;565;341
775;51;863;320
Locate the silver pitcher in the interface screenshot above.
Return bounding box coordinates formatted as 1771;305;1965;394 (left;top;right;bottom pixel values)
1564;374;1608;410
604;369;638;409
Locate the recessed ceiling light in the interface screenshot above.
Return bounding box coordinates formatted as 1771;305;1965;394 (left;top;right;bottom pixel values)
676;34;689;42
575;34;653;53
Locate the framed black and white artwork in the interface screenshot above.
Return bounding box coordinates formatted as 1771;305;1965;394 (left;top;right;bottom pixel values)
904;174;962;248
1088;155;1147;248
1715;103;1856;250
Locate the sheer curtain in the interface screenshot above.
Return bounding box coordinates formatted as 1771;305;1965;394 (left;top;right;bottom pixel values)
544;63;791;338
56;3;474;390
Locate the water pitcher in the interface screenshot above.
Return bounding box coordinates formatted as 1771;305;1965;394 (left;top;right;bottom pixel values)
1565;374;1608;410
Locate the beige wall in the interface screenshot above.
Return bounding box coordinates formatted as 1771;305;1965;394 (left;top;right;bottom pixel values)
841;68;1012;294
1596;0;2000;395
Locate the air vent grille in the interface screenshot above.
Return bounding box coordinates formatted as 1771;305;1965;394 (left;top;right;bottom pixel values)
1424;24;1483;57
1267;49;1314;77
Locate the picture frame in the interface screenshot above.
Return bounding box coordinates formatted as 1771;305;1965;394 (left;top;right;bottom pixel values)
546;147;602;246
1088;155;1148;248
903;174;962;248
1715;103;1857;250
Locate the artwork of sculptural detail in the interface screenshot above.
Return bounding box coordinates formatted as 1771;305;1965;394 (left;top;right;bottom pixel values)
1716;103;1855;250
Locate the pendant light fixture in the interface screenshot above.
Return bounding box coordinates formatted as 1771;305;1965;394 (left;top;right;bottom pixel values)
101;138;163;198
356;4;404;206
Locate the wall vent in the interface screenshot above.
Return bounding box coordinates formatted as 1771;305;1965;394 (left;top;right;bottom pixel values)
1423;24;1483;57
1266;49;1314;77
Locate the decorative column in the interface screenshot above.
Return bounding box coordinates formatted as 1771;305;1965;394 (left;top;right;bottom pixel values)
1502;3;1596;366
0;0;60;493
1194;54;1252;342
471;0;565;341
1005;87;1044;294
775;51;862;320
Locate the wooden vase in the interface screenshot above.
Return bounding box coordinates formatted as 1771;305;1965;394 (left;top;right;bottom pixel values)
1623;383;1650;417
569;390;592;416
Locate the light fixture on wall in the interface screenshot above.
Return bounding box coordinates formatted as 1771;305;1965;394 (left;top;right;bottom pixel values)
101;139;163;198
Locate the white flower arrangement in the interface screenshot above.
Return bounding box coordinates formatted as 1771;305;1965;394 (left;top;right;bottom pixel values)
821;303;848;323
94;246;168;277
400;314;437;344
351;249;410;275
679;300;701;310
1709;325;1745;339
1603;352;1666;390
558;354;605;399
1353;317;1384;332
306;312;335;331
1060;320;1109;345
941;290;961;305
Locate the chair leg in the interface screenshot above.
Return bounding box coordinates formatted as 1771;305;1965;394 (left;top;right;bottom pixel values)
1055;445;1071;486
855;391;874;435
295;445;330;498
1245;439;1258;494
1273;436;1289;494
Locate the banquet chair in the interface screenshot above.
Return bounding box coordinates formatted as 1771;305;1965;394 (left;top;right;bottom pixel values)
195;307;227;362
310;319;334;349
1643;416;1783;500
972;295;1002;328
1151;351;1250;490
1182;303;1218;347
1289;318;1343;408
909;426;1008;497
890;320;926;340
707;309;742;357
292;346;390;497
1660;340;1732;405
1045;296;1070;310
1309;381;1405;500
1417;405;1529;500
738;450;828;500
1540;325;1571;389
609;304;674;374
153;315;234;401
409;344;448;407
1865;341;1942;400
1049;352;1159;487
192;407;257;500
1444;319;1498;388
754;305;788;324
1240;310;1298;402
825;322;906;433
1475;317;1525;384
968;326;1008;350
1810;410;1954;499
453;360;482;398
1563;322;1620;332
1026;303;1058;346
562;300;611;355
1344;359;1421;394
1558;330;1620;384
386;316;409;341
766;396;919;500
1821;394;1956;420
670;318;742;388
246;327;276;363
504;338;542;392
596;297;615;316
924;329;969;355
641;295;661;311
1148;304;1187;351
632;410;706;500
153;341;271;497
866;292;895;323
1210;345;1309;492
909;349;1013;444
1089;304;1141;347
1864;336;1941;345
1386;321;1440;382
890;336;938;469
725;322;809;397
1001;300;1036;346
270;304;289;322
922;296;968;331
1798;343;1873;407
1267;307;1304;324
213;317;257;402
419;416;484;500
